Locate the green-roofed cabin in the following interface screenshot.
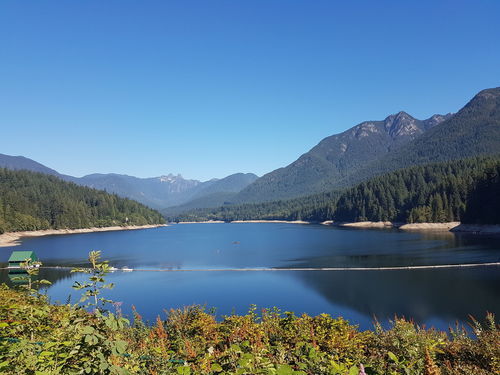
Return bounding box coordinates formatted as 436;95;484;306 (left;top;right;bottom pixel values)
8;251;38;269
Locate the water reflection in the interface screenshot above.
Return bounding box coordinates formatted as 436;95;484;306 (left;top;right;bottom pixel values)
295;267;500;324
0;224;499;330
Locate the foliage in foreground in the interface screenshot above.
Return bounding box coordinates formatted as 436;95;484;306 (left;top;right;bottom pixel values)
0;284;498;375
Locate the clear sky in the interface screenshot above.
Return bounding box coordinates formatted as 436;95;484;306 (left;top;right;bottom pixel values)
1;1;499;181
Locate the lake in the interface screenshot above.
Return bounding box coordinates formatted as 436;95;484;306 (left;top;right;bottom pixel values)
1;223;499;331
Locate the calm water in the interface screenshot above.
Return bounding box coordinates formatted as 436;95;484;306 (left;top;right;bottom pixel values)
1;223;499;330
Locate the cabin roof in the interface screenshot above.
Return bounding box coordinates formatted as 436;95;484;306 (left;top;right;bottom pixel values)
8;251;38;263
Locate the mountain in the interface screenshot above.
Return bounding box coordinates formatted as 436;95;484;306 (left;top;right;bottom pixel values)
162;173;259;216
0;154;257;210
0;167;165;234
188;173;258;198
75;172;257;209
74;173;203;209
0;153;62;177
342;87;500;185
235;112;452;203
171;156;500;224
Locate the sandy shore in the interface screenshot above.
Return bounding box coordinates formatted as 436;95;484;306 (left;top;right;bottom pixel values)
331;221;500;234
174;220;500;234
175;221;225;224
398;222;460;231
230;220;309;224
174;220;309;224
337;221;394;228
0;224;167;248
335;221;461;231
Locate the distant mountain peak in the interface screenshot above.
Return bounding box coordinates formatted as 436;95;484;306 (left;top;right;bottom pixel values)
383;111;420;138
0;153;61;176
158;174;186;183
476;87;500;99
424;113;453;128
236;107;453;203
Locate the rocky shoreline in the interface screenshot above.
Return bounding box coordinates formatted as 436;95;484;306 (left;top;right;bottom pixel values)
171;219;500;235
329;221;500;234
0;224;167;248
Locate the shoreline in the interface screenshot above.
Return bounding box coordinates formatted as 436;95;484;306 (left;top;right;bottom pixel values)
173;220;500;234
331;221;500;234
335;221;461;231
230;220;309;224
173;220;310;224
0;224;167;248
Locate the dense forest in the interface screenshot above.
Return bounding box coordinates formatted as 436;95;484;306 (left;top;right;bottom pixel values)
330;156;500;223
462;162;500;225
233;87;500;204
336;88;500;191
167;190;341;222
0;168;165;234
171;156;500;224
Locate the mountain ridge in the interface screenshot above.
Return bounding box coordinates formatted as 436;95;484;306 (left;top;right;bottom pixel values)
235;111;452;203
0;153;258;210
338;87;500;187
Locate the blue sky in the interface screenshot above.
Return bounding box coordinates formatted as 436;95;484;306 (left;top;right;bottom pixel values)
1;1;499;180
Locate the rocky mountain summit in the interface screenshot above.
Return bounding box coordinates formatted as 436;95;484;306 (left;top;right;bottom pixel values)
235;111;452;203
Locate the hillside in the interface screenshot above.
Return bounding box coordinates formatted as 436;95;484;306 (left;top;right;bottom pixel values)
0;153;62;177
331;156;500;223
162;173;258;216
0;154;258;210
342;87;500;187
235;112;451;203
236;87;500;204
168;190;341;222
0;168;165;233
462;162;500;225
172;156;500;224
74;173;203;209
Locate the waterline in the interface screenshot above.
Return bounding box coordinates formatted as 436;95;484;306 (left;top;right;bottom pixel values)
3;262;499;272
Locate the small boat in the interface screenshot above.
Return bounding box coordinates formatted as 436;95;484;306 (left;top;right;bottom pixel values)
121;266;133;272
109;267;118;272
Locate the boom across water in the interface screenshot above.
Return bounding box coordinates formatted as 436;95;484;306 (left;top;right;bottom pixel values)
2;262;499;272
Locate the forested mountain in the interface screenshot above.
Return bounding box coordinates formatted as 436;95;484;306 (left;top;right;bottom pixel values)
235;112;451;203
0;154;258;210
236;87;500;204
171;156;500;225
462;162;500;225
0;153;62;177
73;172;258;209
341;87;500;187
0;168;165;234
189;173;258;198
168;190;341;222
73;173;203;209
4;87;499;215
162;192;240;217
331;156;500;223
162;173;259;216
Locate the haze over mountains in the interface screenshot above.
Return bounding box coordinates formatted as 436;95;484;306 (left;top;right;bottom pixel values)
0;153;258;210
2;87;499;216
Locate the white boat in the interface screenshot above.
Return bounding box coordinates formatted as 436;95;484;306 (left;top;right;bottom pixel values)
109;267;118;272
121;266;133;272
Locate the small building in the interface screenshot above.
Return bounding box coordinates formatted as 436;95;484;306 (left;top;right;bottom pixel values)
8;251;38;269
